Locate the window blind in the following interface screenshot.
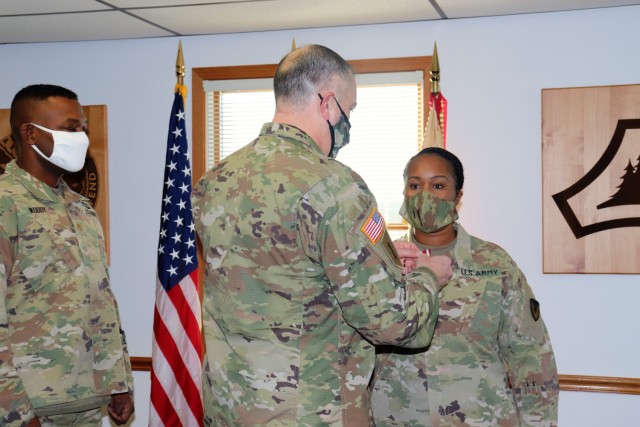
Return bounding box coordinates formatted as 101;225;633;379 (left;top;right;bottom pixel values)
205;72;423;224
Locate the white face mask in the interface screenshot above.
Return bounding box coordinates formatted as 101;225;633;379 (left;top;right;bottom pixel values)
30;123;89;172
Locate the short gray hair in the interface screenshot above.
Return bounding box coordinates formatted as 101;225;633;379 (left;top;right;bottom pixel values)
274;44;353;109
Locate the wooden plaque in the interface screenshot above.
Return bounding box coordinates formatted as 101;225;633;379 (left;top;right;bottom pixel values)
0;105;110;260
542;84;640;273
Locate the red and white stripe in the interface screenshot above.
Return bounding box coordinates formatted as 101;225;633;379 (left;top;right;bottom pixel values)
150;270;203;426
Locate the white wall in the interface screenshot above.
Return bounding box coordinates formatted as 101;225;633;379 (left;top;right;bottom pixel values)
1;5;639;426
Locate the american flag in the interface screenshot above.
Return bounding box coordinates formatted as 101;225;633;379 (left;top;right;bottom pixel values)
150;89;203;426
361;208;385;244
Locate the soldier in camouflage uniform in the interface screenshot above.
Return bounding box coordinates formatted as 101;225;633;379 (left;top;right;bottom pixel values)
0;85;134;427
372;147;559;427
192;45;453;426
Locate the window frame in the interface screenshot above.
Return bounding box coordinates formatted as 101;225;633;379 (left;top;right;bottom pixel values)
191;56;432;232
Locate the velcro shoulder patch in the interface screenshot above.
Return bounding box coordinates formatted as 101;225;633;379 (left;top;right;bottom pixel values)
530;298;540;321
360;208;385;245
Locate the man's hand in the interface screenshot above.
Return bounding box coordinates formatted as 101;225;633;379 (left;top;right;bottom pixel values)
108;392;135;425
393;241;421;274
416;254;452;289
393;241;453;287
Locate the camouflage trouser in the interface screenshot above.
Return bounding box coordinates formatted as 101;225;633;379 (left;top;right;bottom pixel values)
39;408;102;427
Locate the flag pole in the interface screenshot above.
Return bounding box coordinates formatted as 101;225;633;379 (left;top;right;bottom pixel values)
176;41;187;100
176;41;184;85
151;39;204;426
422;41;447;149
430;42;440;95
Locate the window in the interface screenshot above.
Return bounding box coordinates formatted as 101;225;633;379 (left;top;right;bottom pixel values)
192;57;432;233
203;79;275;170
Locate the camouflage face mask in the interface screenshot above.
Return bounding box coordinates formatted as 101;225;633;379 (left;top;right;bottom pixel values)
328;111;351;158
400;190;458;233
319;95;351;158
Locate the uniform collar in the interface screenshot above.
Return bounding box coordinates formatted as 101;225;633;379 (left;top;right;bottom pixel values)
410;223;473;268
5;160;85;205
260;122;325;156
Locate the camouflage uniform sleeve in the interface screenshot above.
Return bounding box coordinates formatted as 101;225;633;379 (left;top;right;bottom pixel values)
118;327;134;397
0;210;36;426
299;175;440;347
498;264;559;427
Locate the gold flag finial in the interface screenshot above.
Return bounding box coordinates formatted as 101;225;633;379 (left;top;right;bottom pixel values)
291;37;297;52
430;42;440;94
423;41;447;149
175;41;187;100
176;40;185;86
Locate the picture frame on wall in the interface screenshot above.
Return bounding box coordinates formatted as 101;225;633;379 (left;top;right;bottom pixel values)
542;84;640;274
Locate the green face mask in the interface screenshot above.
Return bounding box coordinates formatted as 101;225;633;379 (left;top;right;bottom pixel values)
318;94;351;158
328;99;351;158
400;190;458;233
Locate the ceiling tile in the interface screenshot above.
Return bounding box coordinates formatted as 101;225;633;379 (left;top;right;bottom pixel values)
437;0;640;18
0;0;636;44
108;0;256;6
0;11;172;44
132;0;440;35
0;0;110;15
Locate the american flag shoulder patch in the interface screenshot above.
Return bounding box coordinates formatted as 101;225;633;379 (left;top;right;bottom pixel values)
360;208;385;245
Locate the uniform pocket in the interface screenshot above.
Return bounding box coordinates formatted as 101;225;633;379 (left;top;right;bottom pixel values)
457;278;503;343
454;281;488;333
16;214;81;292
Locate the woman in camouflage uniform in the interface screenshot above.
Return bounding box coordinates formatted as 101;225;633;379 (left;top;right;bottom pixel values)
372;147;559;427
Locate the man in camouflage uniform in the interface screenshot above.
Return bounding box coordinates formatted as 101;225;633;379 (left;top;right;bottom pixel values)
192;44;453;426
0;84;134;426
372;147;559;426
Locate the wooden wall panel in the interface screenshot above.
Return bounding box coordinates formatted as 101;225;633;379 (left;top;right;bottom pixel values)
542;84;640;273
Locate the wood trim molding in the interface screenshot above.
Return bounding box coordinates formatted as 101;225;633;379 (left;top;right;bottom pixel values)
130;356;151;372
131;356;639;395
558;374;640;395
